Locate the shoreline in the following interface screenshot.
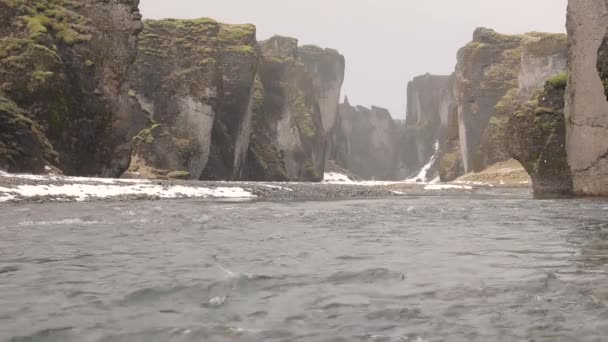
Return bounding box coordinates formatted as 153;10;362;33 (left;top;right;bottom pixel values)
0;172;531;204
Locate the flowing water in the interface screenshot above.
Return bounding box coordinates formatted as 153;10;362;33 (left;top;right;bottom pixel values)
2;191;608;341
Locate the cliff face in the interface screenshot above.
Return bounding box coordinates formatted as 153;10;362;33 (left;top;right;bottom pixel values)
245;36;343;182
567;0;608;195
507;74;572;197
401;74;452;179
330;99;398;180
202;24;259;180
454;28;567;174
454;28;524;173
299;45;345;134
128;18;223;180
0;0;142;176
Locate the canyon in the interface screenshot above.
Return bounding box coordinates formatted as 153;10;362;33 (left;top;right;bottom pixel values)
2;0;608;197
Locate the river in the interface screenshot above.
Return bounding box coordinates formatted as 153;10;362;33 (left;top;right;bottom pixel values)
1;191;608;341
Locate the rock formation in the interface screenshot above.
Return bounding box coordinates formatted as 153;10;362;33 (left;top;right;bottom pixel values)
329;98;399;180
507;74;572;197
454;28;567;174
244;36;344;182
129;23;345;182
401;73;453;180
0;0;142;176
567;0;608;195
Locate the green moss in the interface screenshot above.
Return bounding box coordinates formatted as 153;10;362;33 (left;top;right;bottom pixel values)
128;90;136;98
225;45;255;54
522;33;567;57
167;170;190;180
546;73;568;89
292;94;316;139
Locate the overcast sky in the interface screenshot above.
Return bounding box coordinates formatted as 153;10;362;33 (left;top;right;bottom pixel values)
140;0;568;119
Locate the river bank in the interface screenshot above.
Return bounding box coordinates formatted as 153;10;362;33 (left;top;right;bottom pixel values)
0;171;531;204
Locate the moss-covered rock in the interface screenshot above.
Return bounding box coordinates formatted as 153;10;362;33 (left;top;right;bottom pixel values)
455;28;568;174
507;77;572;197
0;96;57;172
0;0;143;176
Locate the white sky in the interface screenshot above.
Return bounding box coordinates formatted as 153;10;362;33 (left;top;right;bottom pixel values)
140;0;568;118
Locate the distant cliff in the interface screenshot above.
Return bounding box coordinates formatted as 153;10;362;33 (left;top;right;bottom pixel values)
401;74;453;180
0;0;142;176
329;98;399;180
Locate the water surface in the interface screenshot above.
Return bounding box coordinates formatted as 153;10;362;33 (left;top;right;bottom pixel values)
1;192;608;341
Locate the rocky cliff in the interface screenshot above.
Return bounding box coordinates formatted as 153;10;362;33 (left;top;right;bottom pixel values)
0;0;142;176
329;98;398;180
401;73;452;180
128;23;344;182
128;18;224;180
507;74;572;197
454;28;567;174
566;0;608;195
245;36;340;182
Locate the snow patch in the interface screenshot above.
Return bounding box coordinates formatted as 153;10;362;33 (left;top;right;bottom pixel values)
323;172;355;183
0;181;255;202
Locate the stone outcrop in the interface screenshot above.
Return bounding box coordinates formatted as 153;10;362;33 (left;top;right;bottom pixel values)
0;0;142;176
401;73;452;180
567;0;608;195
329;98;398;180
454;28;567;174
507;74;572;197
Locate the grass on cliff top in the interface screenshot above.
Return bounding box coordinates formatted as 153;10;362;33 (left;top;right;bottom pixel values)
143;18;219;37
218;24;256;45
522;33;567;58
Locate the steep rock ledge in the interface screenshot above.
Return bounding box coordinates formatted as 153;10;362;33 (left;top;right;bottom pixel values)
0;0;142;176
567;0;608;195
329;98;398;180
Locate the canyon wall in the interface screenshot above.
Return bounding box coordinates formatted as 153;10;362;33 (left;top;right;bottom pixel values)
329;98;399;180
0;0;142;176
566;0;608;195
